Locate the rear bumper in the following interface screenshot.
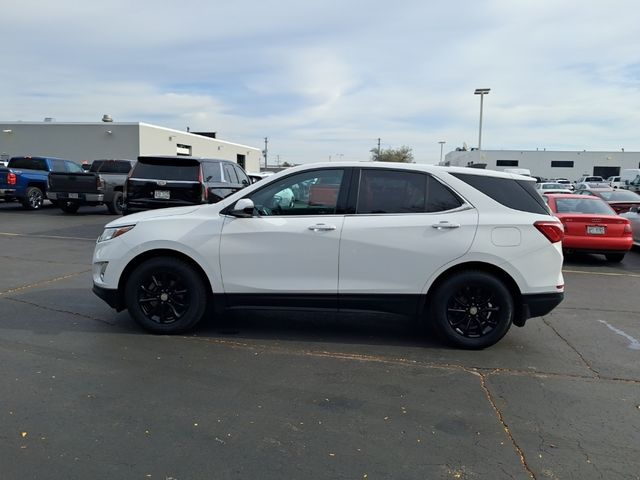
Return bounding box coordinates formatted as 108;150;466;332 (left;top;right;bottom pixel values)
0;188;16;197
48;192;104;202
516;292;564;326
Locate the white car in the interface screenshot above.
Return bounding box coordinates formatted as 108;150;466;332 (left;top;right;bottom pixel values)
92;162;565;349
535;182;573;194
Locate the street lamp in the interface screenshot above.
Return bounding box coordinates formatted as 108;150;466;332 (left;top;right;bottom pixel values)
474;88;490;150
438;141;446;165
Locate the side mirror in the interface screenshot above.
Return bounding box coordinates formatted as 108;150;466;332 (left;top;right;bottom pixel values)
229;198;255;218
242;179;250;186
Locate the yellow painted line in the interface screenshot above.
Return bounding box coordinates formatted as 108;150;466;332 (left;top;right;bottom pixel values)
0;232;96;241
563;268;640;278
0;270;91;297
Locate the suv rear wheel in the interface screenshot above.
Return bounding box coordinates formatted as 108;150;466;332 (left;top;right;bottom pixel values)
430;271;514;349
125;256;207;333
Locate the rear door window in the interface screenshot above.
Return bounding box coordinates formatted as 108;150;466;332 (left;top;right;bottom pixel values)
355;170;464;214
451;173;548;215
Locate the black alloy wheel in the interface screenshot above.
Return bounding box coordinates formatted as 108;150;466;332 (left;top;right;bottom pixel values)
430;271;514;349
107;191;124;215
125;256;207;333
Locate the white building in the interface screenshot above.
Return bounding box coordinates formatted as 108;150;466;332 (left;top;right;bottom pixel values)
444;149;640;180
0;119;261;173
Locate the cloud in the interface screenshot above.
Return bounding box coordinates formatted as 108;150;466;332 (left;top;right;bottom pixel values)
2;0;640;163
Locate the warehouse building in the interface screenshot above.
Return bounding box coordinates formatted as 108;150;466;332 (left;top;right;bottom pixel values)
0;118;261;172
443;149;640;180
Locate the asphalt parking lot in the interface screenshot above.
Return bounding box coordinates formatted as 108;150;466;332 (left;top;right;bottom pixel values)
1;202;639;480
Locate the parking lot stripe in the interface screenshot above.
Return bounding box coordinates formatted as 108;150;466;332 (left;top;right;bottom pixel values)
563;269;640;278
0;269;90;297
598;320;640;350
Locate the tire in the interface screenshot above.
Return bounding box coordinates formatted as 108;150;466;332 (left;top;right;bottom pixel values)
59;201;80;214
107;191;124;215
429;271;514;349
605;253;625;263
124;256;207;334
21;186;44;210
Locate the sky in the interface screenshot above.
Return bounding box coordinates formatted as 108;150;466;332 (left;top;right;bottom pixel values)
3;0;640;165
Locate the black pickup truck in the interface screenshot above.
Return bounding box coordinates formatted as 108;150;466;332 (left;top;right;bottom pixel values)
47;159;134;214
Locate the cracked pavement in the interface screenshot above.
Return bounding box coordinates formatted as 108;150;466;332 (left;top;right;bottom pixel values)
1;203;639;479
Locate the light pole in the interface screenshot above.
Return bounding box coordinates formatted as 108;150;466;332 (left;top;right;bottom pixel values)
438;141;446;165
474;88;490;150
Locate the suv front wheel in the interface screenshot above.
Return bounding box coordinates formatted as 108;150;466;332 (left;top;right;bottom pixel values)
430;271;514;349
125;256;207;334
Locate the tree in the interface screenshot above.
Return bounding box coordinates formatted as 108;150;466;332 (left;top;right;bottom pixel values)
370;145;414;163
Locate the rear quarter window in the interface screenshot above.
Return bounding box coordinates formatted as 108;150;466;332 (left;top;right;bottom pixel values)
451;173;549;215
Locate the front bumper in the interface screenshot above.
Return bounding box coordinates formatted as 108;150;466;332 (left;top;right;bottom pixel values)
92;284;124;311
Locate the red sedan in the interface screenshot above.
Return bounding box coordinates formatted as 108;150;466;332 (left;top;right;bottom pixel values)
545;194;633;262
575;187;640;213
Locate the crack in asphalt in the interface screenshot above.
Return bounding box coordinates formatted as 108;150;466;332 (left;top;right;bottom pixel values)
542;318;601;378
2;296;117;326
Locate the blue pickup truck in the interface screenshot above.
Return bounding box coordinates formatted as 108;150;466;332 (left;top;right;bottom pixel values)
0;156;84;209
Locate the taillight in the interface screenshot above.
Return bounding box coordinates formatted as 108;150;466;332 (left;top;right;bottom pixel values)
623;222;632;235
7;172;17;185
534;221;564;243
97;175;105;191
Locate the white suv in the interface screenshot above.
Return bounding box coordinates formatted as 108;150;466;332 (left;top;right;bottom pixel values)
93;162;564;349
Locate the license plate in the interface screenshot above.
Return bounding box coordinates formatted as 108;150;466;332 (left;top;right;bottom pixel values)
68;193;79;199
587;225;605;235
154;190;170;199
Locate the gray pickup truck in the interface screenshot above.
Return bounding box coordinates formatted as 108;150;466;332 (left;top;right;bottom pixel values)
47;159;134;214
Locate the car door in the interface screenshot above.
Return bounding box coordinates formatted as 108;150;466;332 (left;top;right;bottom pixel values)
219;168;349;307
338;168;478;310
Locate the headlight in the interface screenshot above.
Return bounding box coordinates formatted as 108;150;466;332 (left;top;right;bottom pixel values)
97;225;135;243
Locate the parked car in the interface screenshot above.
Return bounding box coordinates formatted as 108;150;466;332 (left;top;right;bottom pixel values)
545;193;632;262
574;187;640;214
48;159;134;214
0;156;81;209
93;162;565;349
535;182;573;194
123;156;250;215
554;178;575;191
576;175;605;184
248;172;275;184
607;175;623;188
620;207;640;247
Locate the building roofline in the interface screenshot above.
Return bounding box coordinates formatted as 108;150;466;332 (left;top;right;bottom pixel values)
0;121;260;151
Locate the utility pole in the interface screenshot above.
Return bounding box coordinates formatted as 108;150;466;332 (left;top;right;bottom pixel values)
377;138;381;159
438;141;446;165
263;137;268;169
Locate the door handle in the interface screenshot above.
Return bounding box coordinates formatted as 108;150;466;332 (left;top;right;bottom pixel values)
431;222;460;230
308;223;337;232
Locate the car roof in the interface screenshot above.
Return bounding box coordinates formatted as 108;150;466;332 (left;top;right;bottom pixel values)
282;162;535;180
